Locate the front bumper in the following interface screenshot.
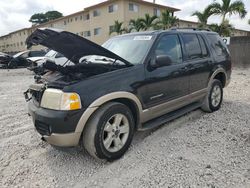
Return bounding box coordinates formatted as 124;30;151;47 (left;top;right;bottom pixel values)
28;100;84;146
42;132;81;147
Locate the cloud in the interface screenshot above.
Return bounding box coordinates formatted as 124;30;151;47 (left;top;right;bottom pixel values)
155;0;250;30
0;0;51;35
0;0;249;36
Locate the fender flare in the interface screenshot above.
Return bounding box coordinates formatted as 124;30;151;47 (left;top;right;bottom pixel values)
208;68;228;87
74;91;143;133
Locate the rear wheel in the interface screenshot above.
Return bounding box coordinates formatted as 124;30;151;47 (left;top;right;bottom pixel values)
83;102;135;161
201;79;223;112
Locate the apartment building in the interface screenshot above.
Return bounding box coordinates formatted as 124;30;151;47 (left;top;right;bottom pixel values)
0;0;249;53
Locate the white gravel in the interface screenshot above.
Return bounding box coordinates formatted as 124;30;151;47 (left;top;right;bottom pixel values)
0;68;249;188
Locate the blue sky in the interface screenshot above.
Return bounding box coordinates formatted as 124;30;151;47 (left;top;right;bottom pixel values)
0;0;249;36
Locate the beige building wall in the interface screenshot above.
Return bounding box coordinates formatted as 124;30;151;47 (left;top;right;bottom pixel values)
0;0;249;53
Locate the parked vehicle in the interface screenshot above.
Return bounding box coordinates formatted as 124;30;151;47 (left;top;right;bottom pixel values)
28;50;73;74
25;28;231;160
0;52;12;68
3;50;46;69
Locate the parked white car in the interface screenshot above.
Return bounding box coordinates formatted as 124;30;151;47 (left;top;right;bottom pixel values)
35;50;73;66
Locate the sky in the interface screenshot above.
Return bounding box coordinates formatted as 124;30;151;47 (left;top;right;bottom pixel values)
0;0;249;36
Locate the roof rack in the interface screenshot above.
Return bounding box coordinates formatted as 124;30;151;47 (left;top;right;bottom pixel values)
170;27;211;32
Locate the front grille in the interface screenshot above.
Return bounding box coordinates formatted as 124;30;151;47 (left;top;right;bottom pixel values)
35;121;51;136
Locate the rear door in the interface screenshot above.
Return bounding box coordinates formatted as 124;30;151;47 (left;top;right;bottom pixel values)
181;33;211;93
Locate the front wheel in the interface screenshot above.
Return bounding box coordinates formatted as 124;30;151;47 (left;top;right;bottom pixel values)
83;102;135;161
201;79;223;112
8;60;17;69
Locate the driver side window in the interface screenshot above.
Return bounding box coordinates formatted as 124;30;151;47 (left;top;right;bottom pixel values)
154;34;182;64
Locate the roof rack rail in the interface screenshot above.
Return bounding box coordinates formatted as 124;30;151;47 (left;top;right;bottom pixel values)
170;27;211;32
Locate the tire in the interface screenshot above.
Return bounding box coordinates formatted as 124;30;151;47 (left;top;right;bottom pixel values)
83;102;135;161
8;60;17;69
201;79;223;112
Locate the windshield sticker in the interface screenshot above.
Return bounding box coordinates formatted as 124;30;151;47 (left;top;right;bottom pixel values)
133;36;152;40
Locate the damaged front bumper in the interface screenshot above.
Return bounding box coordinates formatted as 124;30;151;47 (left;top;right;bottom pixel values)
28;99;84;147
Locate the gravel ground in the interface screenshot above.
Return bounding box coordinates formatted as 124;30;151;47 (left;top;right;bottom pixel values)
0;68;249;188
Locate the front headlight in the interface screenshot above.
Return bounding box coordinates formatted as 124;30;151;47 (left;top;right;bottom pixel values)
40;89;82;110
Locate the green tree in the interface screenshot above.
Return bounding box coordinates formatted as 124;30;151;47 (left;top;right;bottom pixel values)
208;0;247;23
123;27;132;34
45;11;63;21
209;20;234;36
110;20;125;35
140;14;158;30
129;18;143;32
29;11;63;25
159;10;179;30
29;13;48;25
192;6;214;28
248;19;250;25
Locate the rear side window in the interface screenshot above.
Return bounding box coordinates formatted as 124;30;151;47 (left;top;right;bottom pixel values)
182;34;202;60
154;34;182;64
197;35;209;58
207;34;228;56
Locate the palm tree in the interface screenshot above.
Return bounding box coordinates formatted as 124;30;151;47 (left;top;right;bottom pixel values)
123;27;132;34
208;0;247;23
159;10;179;30
129;18;143;32
209;19;234;36
192;6;213;28
110;20;125;35
140;14;158;31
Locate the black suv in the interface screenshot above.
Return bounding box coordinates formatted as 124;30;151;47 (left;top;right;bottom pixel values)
25;28;231;160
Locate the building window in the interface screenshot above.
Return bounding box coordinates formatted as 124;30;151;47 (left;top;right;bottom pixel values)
153;8;161;17
94;28;101;35
80;15;83;20
93;9;101;17
108;4;118;13
129;3;139;12
20;42;23;46
70;18;73;22
84;31;91;37
75;17;78;21
109;25;115;33
83;13;90;20
64;20;67;25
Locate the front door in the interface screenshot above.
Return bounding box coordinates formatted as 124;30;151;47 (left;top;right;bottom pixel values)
143;34;190;120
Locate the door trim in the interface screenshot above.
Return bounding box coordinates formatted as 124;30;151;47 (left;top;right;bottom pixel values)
140;88;207;123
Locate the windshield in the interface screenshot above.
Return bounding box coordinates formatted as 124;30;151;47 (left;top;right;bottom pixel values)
45;50;57;58
101;35;154;65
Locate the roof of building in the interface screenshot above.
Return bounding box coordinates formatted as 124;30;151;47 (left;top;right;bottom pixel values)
85;0;180;11
32;0;180;30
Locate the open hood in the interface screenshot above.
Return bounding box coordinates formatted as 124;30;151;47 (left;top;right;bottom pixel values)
26;28;132;66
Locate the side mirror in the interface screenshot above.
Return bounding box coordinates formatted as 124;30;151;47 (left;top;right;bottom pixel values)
151;55;172;68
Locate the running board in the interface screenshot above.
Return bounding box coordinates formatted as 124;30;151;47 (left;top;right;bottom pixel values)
139;102;202;131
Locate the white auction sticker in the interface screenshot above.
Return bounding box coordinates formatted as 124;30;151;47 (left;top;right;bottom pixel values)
222;37;230;45
133;36;152;40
